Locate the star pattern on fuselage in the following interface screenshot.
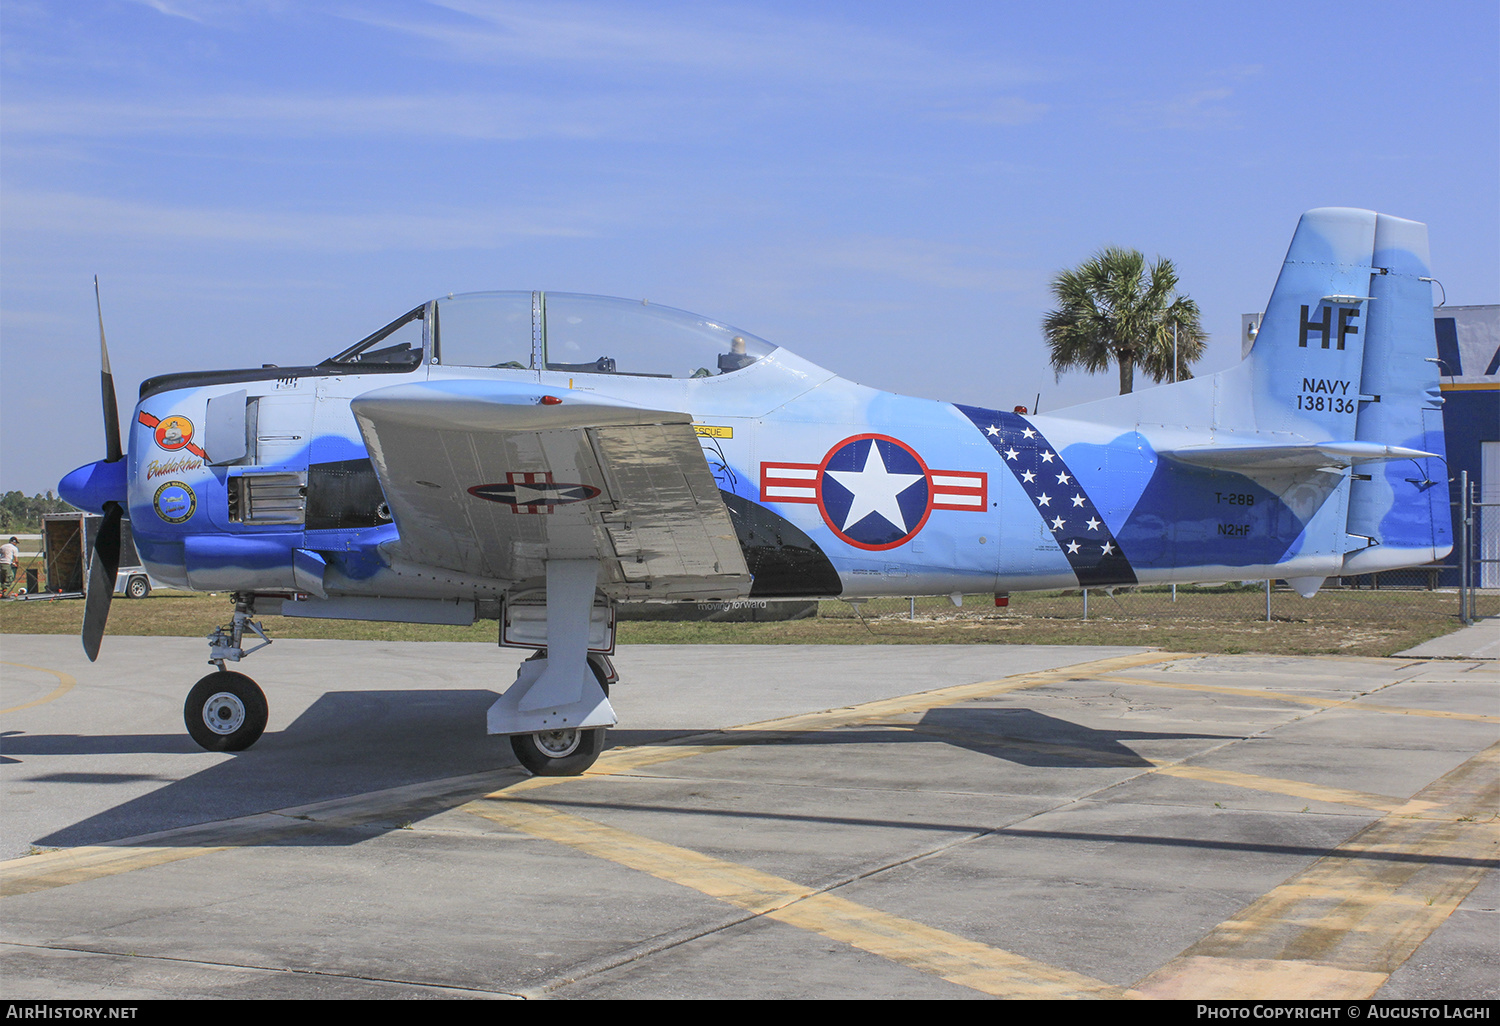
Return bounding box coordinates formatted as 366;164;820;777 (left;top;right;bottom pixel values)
953;405;1137;588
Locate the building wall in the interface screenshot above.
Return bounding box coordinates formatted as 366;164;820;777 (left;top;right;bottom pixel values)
1434;307;1500;585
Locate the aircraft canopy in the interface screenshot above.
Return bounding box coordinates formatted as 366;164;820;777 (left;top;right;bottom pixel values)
324;291;776;379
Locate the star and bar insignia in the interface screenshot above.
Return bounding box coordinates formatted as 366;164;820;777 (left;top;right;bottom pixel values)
760;434;986;551
468;472;601;514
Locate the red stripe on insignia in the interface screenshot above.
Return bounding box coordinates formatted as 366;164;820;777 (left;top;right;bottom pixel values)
930;470;986;511
760;462;820;503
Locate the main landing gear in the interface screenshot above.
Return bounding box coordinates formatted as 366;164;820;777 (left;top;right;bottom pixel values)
180;578;620;767
508;653;612;776
186;594;272;752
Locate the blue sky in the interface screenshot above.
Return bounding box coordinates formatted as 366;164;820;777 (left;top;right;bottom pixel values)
2;0;1496;495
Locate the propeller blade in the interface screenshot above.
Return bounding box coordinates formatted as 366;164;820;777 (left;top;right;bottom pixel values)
96;276;122;464
82;501;123;662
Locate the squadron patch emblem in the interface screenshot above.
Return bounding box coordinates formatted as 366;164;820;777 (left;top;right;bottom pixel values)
153;480;197;524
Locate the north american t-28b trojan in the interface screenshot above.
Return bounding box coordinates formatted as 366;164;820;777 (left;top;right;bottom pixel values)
60;208;1452;774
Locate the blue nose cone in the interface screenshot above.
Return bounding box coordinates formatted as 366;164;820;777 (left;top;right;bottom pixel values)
59;459;128;515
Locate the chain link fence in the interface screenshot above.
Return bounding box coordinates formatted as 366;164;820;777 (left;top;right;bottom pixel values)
820;567;1496;628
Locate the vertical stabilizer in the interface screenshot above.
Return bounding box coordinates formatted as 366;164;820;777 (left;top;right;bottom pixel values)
1244;209;1449;572
1248;208;1376;440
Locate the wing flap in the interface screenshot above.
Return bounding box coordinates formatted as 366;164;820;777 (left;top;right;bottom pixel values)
351;381;751;599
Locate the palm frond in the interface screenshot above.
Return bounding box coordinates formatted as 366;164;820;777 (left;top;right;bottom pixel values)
1041;248;1207;394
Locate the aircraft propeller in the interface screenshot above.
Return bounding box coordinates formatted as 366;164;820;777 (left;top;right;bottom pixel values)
82;276;125;661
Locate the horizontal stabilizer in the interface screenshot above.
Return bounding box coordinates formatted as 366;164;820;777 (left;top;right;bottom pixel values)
1161;440;1438;471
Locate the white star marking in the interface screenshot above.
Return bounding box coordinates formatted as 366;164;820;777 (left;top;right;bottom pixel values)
1022;427;1036;439
1066;540;1081;554
1071;493;1086;507
1036;493;1051;507
1050;516;1066;530
1056;471;1071;484
1086;516;1101;531
1040;450;1055;463
1021;470;1036;483
509;482;563;505
826;443;924;534
1101;541;1115;555
986;424;1000;436
1003;448;1020;461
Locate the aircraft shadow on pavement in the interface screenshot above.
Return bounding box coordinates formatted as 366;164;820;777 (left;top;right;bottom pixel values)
20;695;1495;871
28;689;506;849
912;706;1238;766
19;693;1241;851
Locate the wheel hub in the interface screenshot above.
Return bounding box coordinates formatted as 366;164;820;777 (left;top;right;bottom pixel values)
534;728;581;758
202;692;247;735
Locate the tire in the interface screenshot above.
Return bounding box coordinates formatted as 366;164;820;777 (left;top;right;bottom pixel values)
126;576;150;599
509;655;609;776
185;671;268;752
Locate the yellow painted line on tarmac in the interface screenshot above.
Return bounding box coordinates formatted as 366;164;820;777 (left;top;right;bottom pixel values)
1149;765;1416;813
720;651;1194;735
0;844;232;897
468;796;1124;999
1095;674;1500;723
1133;742;1500;1000
879;720;1418;812
0;653;1181;894
0;662;76;714
0;773;523;897
488;652;1193;793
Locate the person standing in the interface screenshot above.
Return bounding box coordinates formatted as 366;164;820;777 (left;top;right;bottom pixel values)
0;537;19;598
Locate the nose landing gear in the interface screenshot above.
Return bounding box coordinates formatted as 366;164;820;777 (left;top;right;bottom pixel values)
186;594;273;752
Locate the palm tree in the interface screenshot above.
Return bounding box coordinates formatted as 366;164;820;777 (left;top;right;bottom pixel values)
1042;247;1207;395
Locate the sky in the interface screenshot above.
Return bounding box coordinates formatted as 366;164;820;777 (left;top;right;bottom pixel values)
2;0;1496;496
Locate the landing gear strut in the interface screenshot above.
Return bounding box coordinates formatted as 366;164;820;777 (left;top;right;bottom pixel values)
187;593;273;752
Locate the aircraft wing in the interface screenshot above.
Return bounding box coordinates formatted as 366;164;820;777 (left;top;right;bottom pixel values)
351;380;752;600
1159;440;1438;471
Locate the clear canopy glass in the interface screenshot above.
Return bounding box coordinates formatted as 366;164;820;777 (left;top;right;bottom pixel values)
540;293;774;378
322;304;426;368
322;292;777;378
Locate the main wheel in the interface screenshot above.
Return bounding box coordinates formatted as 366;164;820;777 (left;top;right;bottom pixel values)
509;656;609;776
185;671;268;752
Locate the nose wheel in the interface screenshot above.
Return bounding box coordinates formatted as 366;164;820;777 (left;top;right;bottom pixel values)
185;670;268;751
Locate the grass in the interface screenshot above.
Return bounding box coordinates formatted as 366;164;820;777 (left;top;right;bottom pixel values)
1;585;1489;658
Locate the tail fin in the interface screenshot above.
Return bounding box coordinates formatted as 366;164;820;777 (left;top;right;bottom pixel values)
1247;207;1377;437
1247;208;1450;570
